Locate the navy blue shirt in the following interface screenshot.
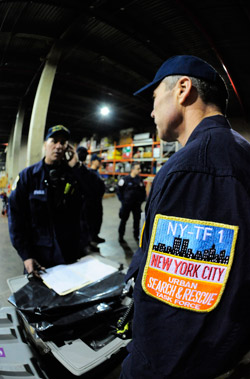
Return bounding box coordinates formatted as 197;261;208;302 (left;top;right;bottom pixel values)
89;168;106;198
8;159;84;268
122;115;250;378
117;175;146;205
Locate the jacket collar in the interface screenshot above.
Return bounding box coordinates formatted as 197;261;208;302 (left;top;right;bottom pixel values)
31;158;45;174
186;115;231;145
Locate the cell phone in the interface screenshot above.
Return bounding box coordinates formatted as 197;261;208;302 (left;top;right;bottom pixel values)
64;144;74;161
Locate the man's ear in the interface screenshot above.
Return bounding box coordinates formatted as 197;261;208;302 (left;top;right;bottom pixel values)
176;76;192;105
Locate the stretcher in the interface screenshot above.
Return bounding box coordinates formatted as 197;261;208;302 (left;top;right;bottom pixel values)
0;254;133;378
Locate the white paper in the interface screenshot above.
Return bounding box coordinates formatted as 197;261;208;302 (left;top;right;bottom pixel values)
40;256;117;295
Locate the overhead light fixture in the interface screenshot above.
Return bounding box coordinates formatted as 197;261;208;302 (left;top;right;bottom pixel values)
100;106;110;116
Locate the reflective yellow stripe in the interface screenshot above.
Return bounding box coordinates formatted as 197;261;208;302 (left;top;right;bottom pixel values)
64;183;71;194
116;323;129;334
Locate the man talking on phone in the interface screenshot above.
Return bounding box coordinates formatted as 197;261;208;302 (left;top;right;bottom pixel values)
8;125;85;276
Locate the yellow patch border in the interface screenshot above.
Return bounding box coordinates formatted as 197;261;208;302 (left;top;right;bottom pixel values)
139;221;145;248
142;215;239;312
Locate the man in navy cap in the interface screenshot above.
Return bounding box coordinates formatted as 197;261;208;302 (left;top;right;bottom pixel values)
75;146;102;253
120;56;250;378
117;162;146;243
8;125;86;275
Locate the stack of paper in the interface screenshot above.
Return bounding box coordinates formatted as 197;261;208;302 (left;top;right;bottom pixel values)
40;256;117;296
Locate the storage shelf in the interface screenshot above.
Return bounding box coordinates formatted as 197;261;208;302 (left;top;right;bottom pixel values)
132;157;153;161
133;141;160;147
100;172;155;177
88;138;179;177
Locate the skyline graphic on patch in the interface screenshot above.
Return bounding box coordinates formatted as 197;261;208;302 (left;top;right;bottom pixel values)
142;215;238;312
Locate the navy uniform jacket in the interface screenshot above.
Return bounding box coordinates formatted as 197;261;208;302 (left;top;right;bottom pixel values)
8;159;84;268
122;115;250;379
89;168;106;199
117;175;146;205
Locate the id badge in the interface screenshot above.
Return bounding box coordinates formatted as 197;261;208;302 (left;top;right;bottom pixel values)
142;215;238;312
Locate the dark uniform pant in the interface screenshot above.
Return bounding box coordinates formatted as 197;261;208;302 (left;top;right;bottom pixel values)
86;200;103;239
118;202;141;239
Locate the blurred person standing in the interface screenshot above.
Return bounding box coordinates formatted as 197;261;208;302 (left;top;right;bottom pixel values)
117;162;146;243
8;125;85;275
76;146;101;253
88;154;106;244
0;191;8;216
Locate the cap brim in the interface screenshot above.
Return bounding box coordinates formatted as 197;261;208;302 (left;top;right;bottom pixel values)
133;78;162;97
46;131;70;140
53;130;70;138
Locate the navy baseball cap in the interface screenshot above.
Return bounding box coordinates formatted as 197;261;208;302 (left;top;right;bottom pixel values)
45;125;70;140
134;55;228;99
91;153;102;162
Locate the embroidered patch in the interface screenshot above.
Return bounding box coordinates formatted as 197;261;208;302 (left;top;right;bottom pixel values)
33;190;45;195
142;215;238;312
118;179;125;186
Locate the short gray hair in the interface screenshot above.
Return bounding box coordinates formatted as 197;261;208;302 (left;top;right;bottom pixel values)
163;75;227;114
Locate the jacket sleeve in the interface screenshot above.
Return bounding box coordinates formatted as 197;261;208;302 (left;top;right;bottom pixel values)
140;178;146;202
99;176;106;197
125;246;144;281
8;172;33;261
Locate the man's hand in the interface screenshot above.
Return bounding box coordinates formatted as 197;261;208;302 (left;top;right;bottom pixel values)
24;258;46;277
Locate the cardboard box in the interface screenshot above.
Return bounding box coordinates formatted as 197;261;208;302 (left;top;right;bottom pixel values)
143;152;152;158
153;147;160;158
119;128;133;145
122;146;132;158
119;136;133;145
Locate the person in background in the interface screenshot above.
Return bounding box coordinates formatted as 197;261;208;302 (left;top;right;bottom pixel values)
8;125;85;275
117;162;146;243
120;55;250;379
88;154;106;244
76;146;101;253
0;191;8;215
76;146;88;163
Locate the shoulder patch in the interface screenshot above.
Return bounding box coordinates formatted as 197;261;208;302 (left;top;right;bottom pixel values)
118;178;125;186
142;215;238;312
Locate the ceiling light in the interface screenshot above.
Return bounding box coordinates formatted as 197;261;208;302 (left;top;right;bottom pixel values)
100;106;110;116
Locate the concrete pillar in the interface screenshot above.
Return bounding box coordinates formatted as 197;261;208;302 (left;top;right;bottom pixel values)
26;44;62;166
9;101;25;180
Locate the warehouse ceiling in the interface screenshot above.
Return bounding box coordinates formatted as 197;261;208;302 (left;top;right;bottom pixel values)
0;0;250;149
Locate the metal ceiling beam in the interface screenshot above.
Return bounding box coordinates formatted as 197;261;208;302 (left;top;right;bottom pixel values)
175;0;246;118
